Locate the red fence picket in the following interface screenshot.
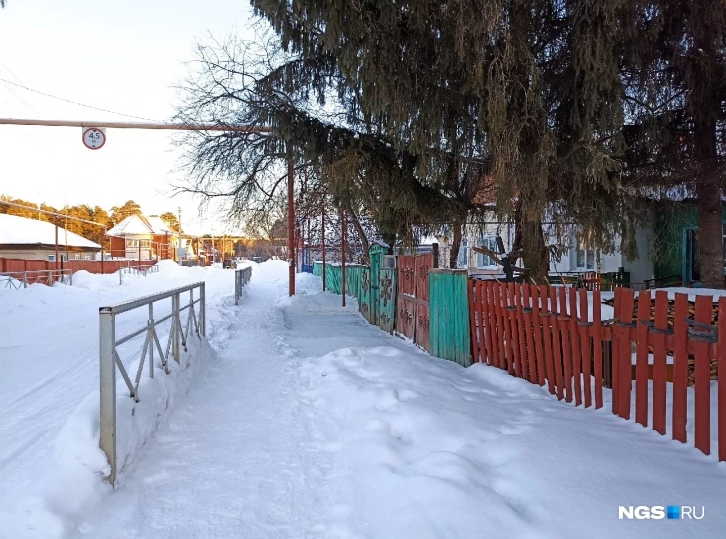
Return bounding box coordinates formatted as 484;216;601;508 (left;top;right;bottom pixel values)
467;279;724;462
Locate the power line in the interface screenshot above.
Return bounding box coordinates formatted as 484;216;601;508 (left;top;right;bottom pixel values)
0;77;162;122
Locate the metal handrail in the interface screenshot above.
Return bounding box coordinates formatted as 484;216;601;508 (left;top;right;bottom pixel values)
118;263;160;284
0;268;73;289
99;281;206;485
234;266;253;305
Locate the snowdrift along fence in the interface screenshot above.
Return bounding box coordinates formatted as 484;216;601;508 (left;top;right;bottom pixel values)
469;280;725;461
234;266;253;305
99;281;206;484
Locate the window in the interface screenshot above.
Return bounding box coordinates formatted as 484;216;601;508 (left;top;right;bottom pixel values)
575;238;595;270
47;254;55;262
83;255;91;260
74;254;80;260
125;238;151;248
457;238;468;269
477;237;499;268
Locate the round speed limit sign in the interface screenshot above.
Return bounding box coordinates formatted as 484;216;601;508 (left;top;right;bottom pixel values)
82;127;106;150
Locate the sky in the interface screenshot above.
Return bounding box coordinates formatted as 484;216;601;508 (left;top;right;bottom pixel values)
0;0;255;236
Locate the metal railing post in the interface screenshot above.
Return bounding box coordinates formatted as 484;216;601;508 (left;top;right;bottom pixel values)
235;270;240;305
99;307;117;485
172;292;181;363
200;282;206;336
148;302;154;378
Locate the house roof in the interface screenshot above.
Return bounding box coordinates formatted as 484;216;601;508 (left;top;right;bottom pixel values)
0;213;102;249
107;214;173;237
145;216;174;234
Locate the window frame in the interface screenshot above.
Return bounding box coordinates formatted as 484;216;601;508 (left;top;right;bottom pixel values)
476;236;499;269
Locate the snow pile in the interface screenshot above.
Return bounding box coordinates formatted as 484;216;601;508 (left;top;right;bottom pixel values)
297;344;726;539
0;335;214;539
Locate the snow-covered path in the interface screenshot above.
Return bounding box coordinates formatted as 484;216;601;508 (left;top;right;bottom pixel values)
3;261;726;539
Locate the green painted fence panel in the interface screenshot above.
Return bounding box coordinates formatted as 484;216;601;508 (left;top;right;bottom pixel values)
378;268;397;333
313;261;323;277
344;265;364;302
429;269;471;366
369;243;387;326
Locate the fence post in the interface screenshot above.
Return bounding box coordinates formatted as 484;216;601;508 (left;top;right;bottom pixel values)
235;270;240;305
99;307;117;485
172;292;181;363
148;303;155;378
200;282;206;337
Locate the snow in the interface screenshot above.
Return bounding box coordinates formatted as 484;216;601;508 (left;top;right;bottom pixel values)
652;287;726;302
106;214;172;237
1;261;725;539
0;213;101;248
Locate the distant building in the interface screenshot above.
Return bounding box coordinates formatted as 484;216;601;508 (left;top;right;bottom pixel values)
0;213;101;261
107;214;176;260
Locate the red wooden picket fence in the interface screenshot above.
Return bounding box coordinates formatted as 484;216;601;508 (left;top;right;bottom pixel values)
0;257;156;275
469;279;725;461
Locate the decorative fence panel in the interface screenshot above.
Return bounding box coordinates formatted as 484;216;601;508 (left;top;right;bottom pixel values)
395;253;433;351
395;255;417;340
360;266;372;323
378;268;397;333
470;280;725;461
415;255;432;352
429;269;471;366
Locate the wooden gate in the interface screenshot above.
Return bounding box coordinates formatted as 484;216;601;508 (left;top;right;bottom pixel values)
395;253;432;351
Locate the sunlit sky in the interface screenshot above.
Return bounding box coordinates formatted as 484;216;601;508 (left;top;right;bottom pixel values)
0;0;254;235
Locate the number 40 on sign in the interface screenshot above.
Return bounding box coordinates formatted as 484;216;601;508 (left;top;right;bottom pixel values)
82;127;106;150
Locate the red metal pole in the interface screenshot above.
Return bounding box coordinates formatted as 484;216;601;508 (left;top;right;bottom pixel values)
101;228;105;274
307;219;311;270
55;219;59;270
322;195;326;291
341;205;346;308
287;146;296;296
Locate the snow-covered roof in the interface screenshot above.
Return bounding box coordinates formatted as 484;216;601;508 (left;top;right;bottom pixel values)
145;216;174;235
0;213;101;249
107;214;174;237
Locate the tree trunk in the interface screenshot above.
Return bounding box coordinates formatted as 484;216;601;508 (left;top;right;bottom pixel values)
345;205;370;261
696;180;723;288
521;216;549;285
689;4;724;288
449;217;464;269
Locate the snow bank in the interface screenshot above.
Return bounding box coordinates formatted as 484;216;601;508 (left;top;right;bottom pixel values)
0;312;216;539
298;343;726;539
